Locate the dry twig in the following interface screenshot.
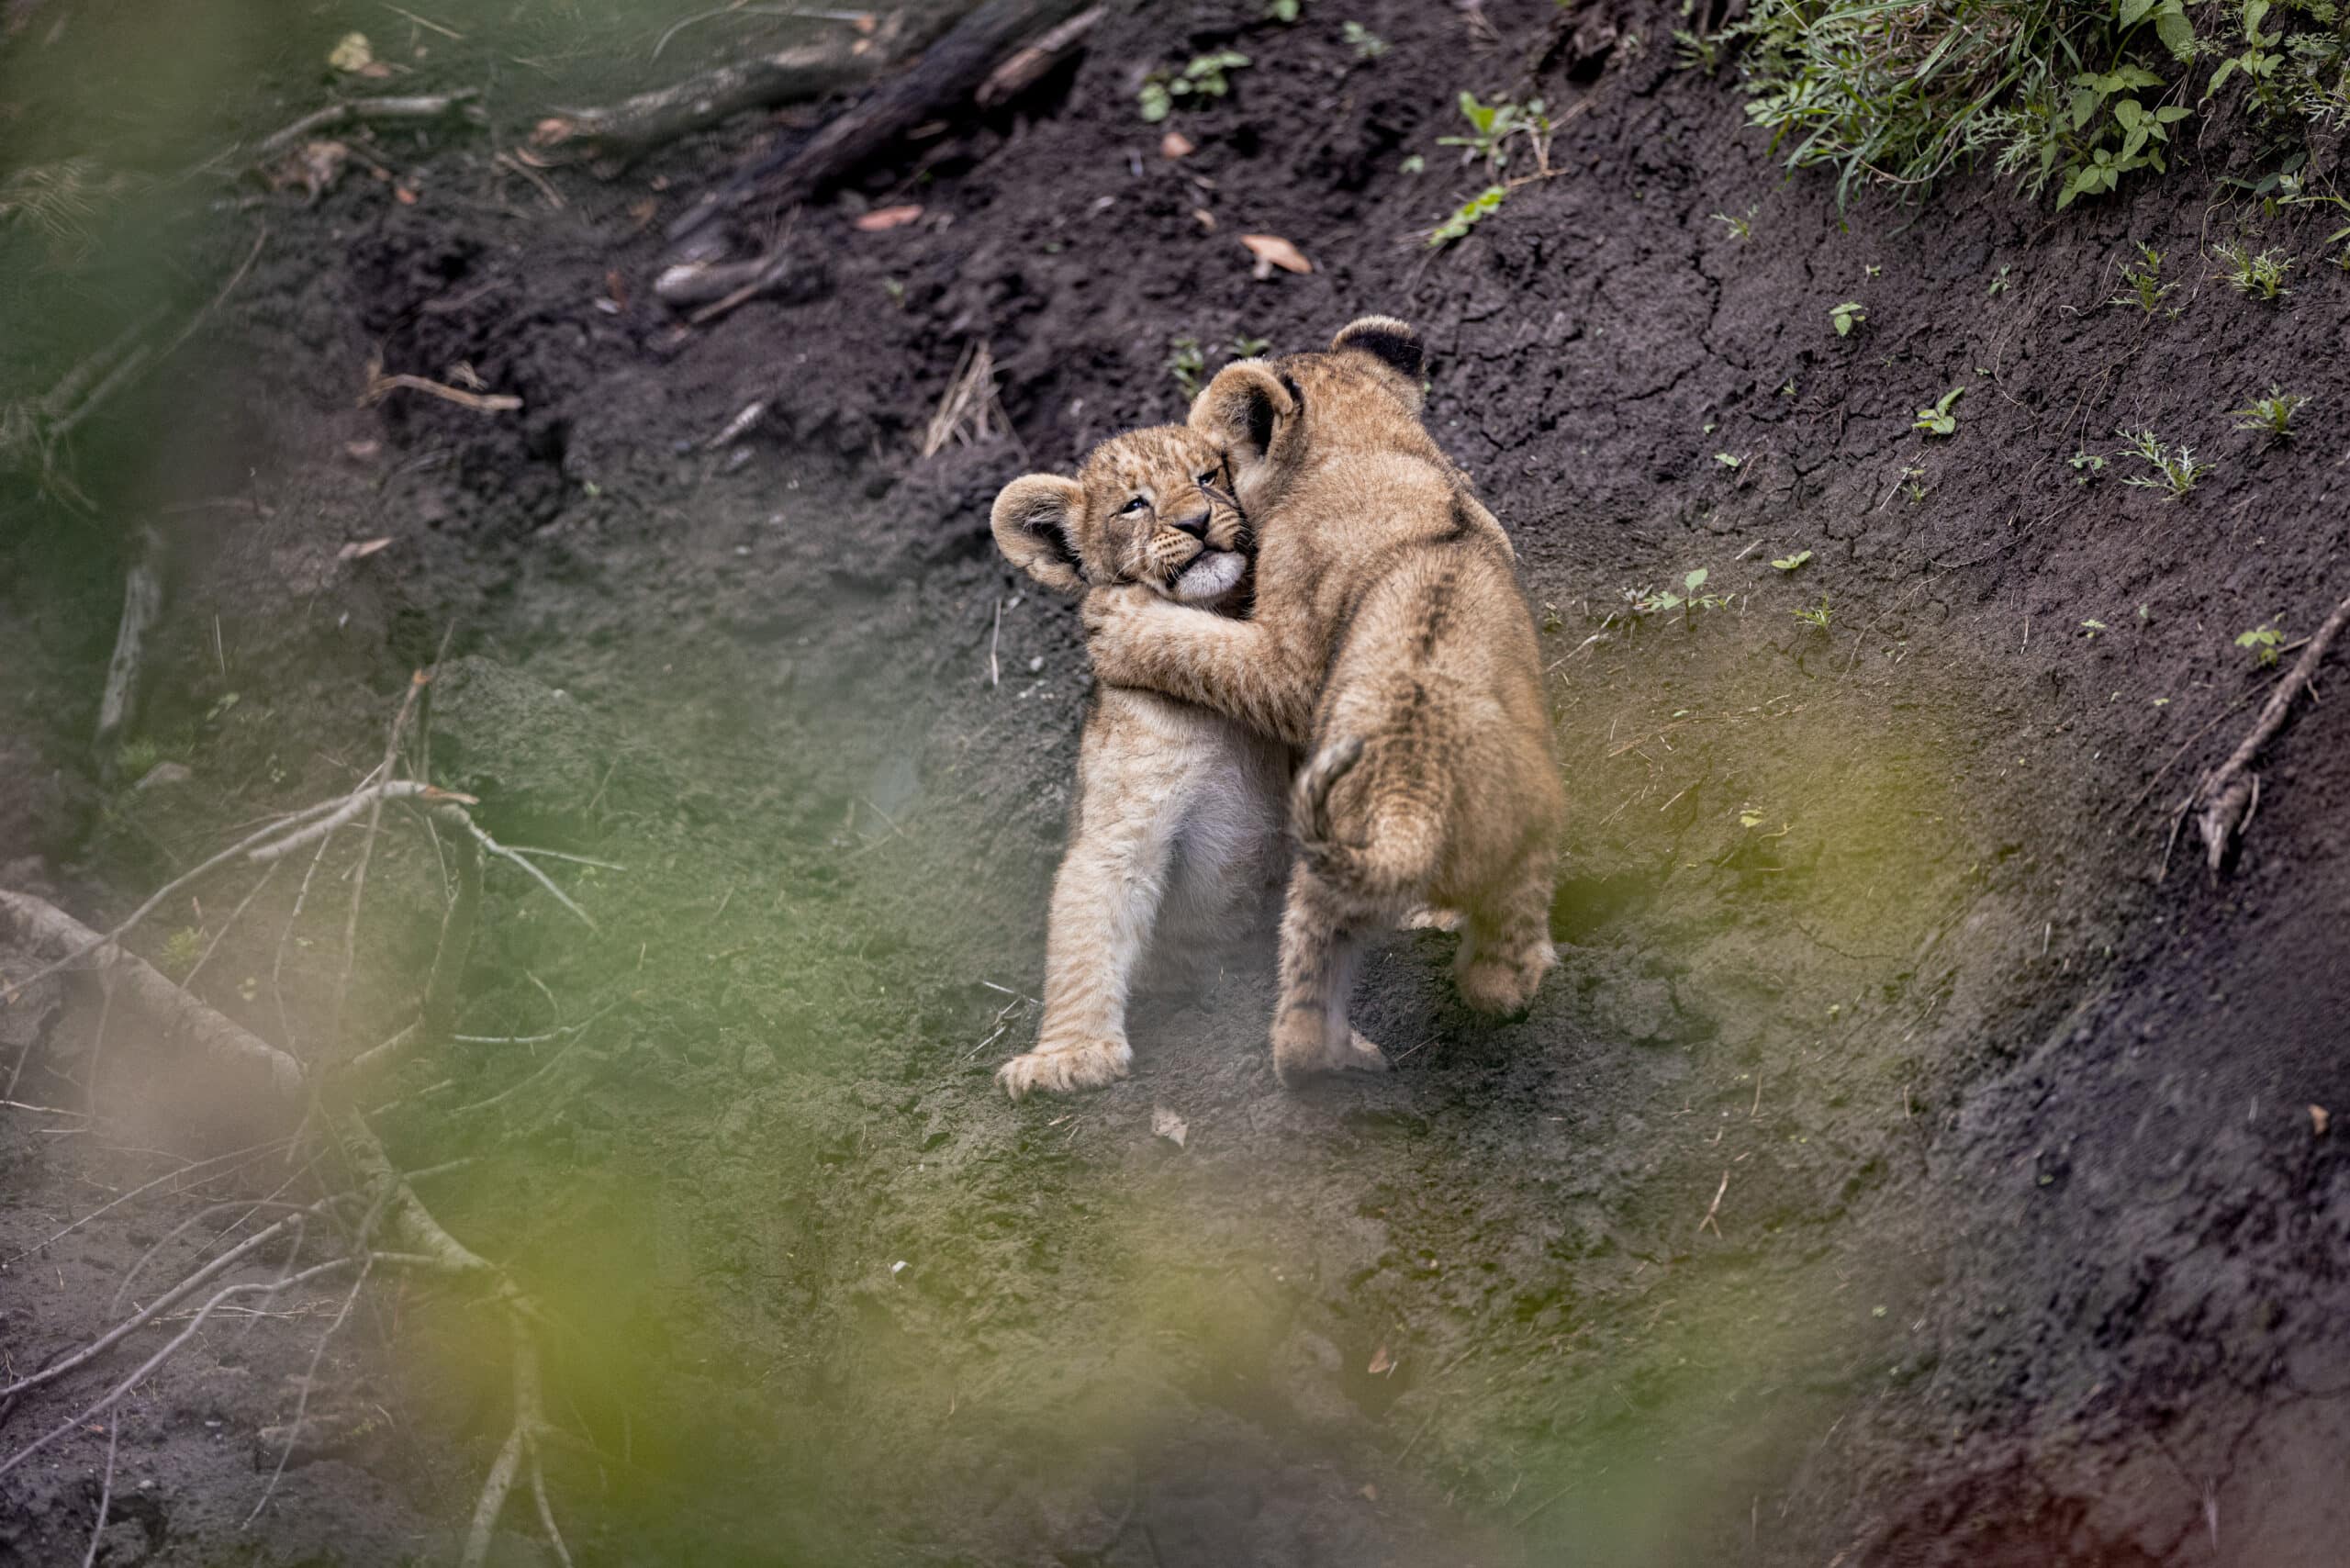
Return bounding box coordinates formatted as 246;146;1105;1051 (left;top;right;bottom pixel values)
2192;588;2350;874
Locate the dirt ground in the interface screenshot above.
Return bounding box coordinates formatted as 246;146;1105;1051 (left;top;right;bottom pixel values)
6;0;2350;1562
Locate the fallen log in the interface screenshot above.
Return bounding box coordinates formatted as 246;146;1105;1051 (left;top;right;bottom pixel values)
528;12;925;172
666;0;1092;242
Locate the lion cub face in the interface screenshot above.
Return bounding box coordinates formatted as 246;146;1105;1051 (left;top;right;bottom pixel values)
990;426;1248;605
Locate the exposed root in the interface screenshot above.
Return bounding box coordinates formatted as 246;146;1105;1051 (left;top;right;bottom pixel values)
249;90;484;162
2192;588;2350;876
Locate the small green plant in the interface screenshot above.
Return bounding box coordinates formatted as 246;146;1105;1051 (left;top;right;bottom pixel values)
1167;336;1205;399
1400;153;1426;174
160;925;206;976
1428;185;1506;246
1267;0;1302;20
2214;239;2293;300
1714;452;1742;469
2069;449;2107;483
1138;50;1251;122
2235;622;2283;666
1913;386;1965;435
2080;618;2109;639
1341;20;1388;59
1438;91;1553;176
1829;300;1866;336
2117;427;2212;498
1673;26;1724;73
2052;70;2192;209
1227;334;1270;361
115;738;162;781
1901;465;1930;502
1987;263;2012;297
1794;595;1833;632
2228;385;2305;437
1624;569;1729;620
2107;241;2175;312
1711;207;1754;241
1772;549;1813;571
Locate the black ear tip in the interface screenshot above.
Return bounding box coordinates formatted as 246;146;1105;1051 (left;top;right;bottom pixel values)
1332;315;1425;377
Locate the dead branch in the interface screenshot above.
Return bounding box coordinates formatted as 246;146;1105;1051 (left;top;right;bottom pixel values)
251;90;484;162
527;14;914;171
667;0;1091;241
973;4;1099;107
2194;588;2350;874
655;248;828;317
0;891;305;1110
92;527;164;773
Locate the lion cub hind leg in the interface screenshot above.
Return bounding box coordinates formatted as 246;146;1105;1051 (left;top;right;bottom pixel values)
1270;863;1391;1087
1453;846;1560;1017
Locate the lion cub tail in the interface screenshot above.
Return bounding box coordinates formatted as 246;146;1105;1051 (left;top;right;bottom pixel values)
1291;735;1442;909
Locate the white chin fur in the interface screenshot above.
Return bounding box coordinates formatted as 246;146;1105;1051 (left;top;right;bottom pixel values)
1171;551;1246;602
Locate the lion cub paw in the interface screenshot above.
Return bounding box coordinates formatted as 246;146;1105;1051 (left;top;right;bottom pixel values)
1271;1020;1391;1088
997;1037;1134;1101
1456;939;1557;1016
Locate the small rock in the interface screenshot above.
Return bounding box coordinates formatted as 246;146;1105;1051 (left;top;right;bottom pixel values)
741;1039;778;1079
1151;1104;1188;1148
133;761;194;791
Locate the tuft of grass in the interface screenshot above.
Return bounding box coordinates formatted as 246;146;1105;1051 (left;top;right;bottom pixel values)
2213;239;2293;299
1793;595;1833;632
2116;428;2212;497
1722;0;2345;208
1711;207;1755;241
160;925;206;976
2228;385;2305;438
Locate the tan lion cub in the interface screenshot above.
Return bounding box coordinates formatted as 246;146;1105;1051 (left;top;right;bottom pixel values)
1084;319;1565;1086
989;426;1288;1099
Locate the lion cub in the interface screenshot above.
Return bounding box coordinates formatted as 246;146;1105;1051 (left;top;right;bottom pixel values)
1084;319;1565;1086
989;426;1288;1099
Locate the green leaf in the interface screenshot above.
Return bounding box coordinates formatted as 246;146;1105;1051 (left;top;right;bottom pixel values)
1684;568;1710;593
1772;550;1813;571
2154;5;2195;58
2120;0;2156;26
2112;98;2143;130
2154;105;2192;122
2242;0;2269;38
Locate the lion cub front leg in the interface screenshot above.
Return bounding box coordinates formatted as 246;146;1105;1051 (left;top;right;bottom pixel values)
999;743;1176;1101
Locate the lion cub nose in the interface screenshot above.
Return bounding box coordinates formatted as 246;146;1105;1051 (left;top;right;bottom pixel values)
1166;509;1212;541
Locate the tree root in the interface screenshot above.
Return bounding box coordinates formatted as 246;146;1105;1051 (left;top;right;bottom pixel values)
2193;588;2350;875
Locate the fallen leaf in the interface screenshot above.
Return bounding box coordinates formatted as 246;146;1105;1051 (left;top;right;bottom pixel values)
528;116;576;148
343;440;380;460
2313;1104;2332;1137
1151;1104;1188;1148
1161;130;1196;159
327;32;373;73
338;537;393;560
1367;1343;1394;1375
357;60;394;79
1241;232;1313;278
1360;1484;1380;1502
854;204;924;231
1192;207;1217;232
606;268;628;308
394;183;418;205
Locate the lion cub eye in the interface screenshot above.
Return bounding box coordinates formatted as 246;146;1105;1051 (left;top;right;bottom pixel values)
1117;495;1148;514
1196;470;1218;486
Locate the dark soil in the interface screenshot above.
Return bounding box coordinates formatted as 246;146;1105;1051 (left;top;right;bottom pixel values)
6;0;2350;1563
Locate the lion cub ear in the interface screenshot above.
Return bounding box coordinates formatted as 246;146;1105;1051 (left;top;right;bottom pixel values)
1331;315;1426;389
1189;360;1298;476
990;474;1088;596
